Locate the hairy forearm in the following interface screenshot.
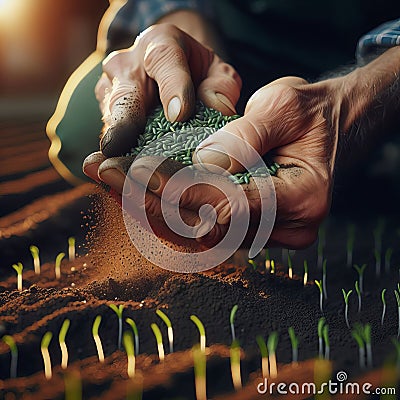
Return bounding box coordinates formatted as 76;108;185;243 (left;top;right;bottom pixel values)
340;46;400;134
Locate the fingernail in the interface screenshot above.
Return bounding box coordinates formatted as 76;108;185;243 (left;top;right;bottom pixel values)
167;96;181;122
194;144;231;171
98;169;126;193
215;93;236;114
132;167;160;191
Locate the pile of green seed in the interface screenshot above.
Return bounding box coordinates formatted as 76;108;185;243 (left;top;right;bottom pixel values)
127;102;279;183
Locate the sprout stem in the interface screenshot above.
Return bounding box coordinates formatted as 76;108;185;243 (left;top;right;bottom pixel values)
318;318;325;359
363;324;373;369
123;331;136;378
12;263;23;291
288;327;298;364
317;225;325;269
315;280;323;313
2;335;18;378
287;253;293;279
342;289;353;329
230;305;238;342
322;259;328;300
190;315;206;353
267;332;278;379
391;338;400;370
303;260;308;286
192;344;207;400
256;335;269;378
59;319;70;369
92;315;105;363
64;369;82;400
385;248;393;273
30;245;40;275
126;318;139;355
230;339;242;391
395;288;400;338
374;249;381;277
352;328;365;370
248;259;257;271
55;252;65;280
151;323;165;362
270;260;275;274
108;304;124;349
156;309;174;353
322;325;330;360
381;289;387;326
355;281;361;313
353;264;367;294
265;248;270;272
41;331;53;380
68;237;76;262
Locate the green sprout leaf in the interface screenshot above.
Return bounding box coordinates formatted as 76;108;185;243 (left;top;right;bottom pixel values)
381;288;387;306
151;323;165;362
41;331;53;349
342;289;353;304
256;335;268;358
55;252;65;279
318;317;326;339
288;327;298;349
59;319;70;344
156;309;172;328
12;262;23;275
190;315;206;353
315;280;323;293
92;315;102;337
248;259;257;271
267;331;278;355
156;309;173;353
2;335;17;378
109;304;124;318
123;331;136;378
230;304;239;342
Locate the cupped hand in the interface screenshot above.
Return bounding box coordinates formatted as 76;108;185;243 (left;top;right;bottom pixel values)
118;76;344;249
92;23;242;159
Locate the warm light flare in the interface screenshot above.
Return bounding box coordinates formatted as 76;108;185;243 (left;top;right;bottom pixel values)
0;0;29;29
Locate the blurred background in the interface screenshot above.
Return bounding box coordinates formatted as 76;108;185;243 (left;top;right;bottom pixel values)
0;0;108;120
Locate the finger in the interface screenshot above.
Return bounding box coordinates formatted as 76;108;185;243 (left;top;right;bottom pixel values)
197;58;242;115
83;152;107;184
100;52;152;157
142;30;196;122
95;73;112;116
97;156;134;194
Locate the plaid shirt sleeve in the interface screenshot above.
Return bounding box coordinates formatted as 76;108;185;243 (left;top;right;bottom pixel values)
356;18;400;63
108;0;214;45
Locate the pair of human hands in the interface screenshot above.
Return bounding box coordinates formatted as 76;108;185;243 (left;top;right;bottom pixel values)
83;23;342;249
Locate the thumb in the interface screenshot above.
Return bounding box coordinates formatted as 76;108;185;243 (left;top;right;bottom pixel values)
192;78;306;174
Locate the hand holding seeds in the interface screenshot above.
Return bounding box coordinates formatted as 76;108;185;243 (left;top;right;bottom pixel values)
95;23;241;158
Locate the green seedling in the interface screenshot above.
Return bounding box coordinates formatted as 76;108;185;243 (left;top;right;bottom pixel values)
363;324;373;368
315;280;324;313
193;344;207;400
322;324;330;360
346;224;355;268
351;327;365;370
64;369;82;400
342;289;353;329
190;315;206;353
126;318;139;355
12;262;23;291
123;331;136;378
59;319;70;369
156;309;174;353
317;225;325;269
270;260;275;274
30;245;40;274
303;260;308;286
55;252;65;279
355;281;362;313
374;248;381;277
68;237;76;262
230;304;239;342
2;335;17;378
267;331;279;379
41;331;53;380
265;248;271;272
385;248;393;273
92;315;105;363
256;335;269;378
151;323;165;362
108;304;124;349
381;289;387;326
318;318;325;359
353;264;367;293
395;285;400;338
287;253;293;279
288;327;298;364
248;259;257;271
230;339;242;391
391;338;400;370
322;259;328;300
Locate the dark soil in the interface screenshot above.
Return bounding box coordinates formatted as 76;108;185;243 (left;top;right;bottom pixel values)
1;121;399;399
